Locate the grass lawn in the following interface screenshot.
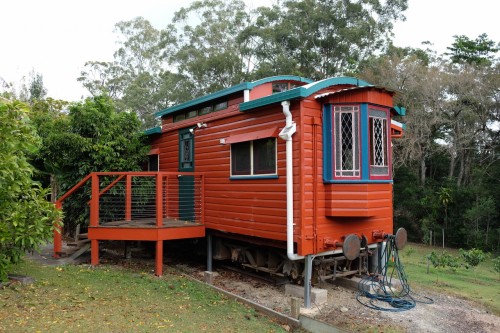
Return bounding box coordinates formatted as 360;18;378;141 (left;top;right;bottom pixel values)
399;242;500;315
0;260;297;333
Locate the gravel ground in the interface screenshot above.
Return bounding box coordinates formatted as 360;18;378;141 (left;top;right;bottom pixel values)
185;266;500;333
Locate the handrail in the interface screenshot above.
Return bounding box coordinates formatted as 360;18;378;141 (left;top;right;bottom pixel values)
53;173;93;257
54;173;92;208
54;171;205;258
86;174;125;205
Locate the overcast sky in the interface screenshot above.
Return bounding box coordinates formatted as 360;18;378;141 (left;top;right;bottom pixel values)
1;0;498;101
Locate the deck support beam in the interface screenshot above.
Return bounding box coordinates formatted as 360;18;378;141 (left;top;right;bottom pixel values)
155;240;163;276
91;239;99;266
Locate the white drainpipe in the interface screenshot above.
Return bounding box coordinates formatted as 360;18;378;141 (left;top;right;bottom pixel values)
280;101;303;261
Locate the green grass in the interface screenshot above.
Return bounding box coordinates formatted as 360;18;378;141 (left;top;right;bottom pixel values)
0;260;296;333
399;243;500;315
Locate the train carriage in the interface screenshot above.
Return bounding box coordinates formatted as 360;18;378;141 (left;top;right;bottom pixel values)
54;75;406;306
146;75;405;280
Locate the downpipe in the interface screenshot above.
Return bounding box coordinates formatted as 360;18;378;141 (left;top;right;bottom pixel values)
280;101;303;261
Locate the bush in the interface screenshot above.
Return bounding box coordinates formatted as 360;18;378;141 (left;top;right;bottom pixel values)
0;101;61;281
459;248;488;269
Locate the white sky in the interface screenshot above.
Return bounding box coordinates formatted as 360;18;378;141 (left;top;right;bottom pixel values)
0;0;498;101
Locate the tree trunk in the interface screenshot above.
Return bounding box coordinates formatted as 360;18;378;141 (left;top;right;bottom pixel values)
448;152;456;179
420;157;427;185
50;174;58;203
457;150;465;186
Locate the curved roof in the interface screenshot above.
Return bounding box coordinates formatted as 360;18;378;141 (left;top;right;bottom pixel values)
239;76;372;111
154;75;313;118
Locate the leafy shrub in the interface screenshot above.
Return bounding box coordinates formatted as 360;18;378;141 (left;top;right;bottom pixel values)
0;101;61;281
459;248;488;269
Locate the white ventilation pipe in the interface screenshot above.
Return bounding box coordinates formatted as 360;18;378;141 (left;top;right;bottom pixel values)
280;101;303;261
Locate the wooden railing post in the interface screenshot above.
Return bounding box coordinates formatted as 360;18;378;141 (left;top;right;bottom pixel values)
90;173;99;227
125;174;132;221
156;173;163;227
53;202;63;258
201;174;205;225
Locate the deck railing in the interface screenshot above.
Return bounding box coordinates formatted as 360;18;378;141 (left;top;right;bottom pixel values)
53;171;205;257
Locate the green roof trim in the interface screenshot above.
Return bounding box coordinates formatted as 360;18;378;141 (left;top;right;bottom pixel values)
154;75;313;118
249;75;313;87
393;106;406;116
154;82;250;118
239;76;372;112
143;126;162;136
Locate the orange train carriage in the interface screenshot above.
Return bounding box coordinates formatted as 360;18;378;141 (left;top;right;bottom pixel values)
147;76;407;275
53;75;407;307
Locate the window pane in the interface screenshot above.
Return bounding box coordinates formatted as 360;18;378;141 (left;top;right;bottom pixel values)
231;142;251;175
214;100;228;111
370;117;386;166
148;155;159;171
334;106;360;177
186;110;197;118
253;138;276;174
272;83;288;94
199;106;212;115
174;113;185;122
341;112;354;170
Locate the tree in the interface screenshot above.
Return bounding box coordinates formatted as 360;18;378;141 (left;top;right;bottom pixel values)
18;70;48;104
171;0;252;95
447;33;499;66
37;95;149;234
0;100;61;281
78;17;178;127
242;0;408;79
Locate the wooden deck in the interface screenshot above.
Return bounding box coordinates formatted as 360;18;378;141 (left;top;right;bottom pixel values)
102;218;201;228
87;217;205;276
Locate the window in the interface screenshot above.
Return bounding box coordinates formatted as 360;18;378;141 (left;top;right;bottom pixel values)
272;83;289;94
174;113;185;122
231;138;276;176
148;154;159;171
198;106;212;115
369;108;389;176
214;101;228;111
334;106;360;178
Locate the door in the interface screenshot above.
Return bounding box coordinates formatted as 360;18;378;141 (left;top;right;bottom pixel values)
178;128;195;221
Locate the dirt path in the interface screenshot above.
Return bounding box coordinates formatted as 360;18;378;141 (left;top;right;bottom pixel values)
199;268;500;333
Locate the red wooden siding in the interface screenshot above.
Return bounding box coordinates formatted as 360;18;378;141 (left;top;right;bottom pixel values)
151;83;396;257
151;98;300;246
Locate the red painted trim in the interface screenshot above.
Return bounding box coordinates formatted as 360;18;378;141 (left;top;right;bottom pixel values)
156;174;163;227
224;127;279;144
55;173;92;205
91;240;99;266
148;148;160;155
368;106;392;180
125;175;132;221
332;104;362;180
87;175;125;205
88;225;205;241
155;241;163;276
90;174;99;227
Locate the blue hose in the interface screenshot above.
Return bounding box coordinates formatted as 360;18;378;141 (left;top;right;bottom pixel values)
356;235;433;312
